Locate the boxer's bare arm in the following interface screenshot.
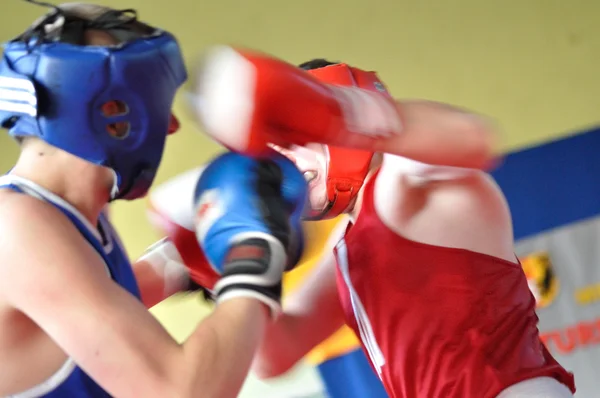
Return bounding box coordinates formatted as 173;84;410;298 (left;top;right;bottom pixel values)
385;100;497;170
0;195;267;398
339;100;498;170
285;97;496;170
254;250;344;378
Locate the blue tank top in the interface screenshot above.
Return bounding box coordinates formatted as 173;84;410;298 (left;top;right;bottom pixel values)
0;176;141;398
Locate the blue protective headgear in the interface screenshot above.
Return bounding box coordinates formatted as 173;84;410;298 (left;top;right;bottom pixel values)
0;4;187;200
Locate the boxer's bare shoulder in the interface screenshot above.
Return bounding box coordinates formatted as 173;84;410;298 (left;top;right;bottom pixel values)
0;189;64;259
371;154;516;263
0;191;94;299
0;192;75;395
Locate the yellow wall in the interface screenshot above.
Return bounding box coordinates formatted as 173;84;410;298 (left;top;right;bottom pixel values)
1;0;600;371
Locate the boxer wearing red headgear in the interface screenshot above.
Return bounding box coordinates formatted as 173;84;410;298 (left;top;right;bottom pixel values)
192;49;576;397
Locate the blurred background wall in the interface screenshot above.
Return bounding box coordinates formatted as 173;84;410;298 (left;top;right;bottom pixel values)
1;0;599;396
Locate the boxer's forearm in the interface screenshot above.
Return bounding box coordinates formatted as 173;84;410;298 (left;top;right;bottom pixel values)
253;314;307;378
338;100;498;170
180;298;269;397
254;251;346;379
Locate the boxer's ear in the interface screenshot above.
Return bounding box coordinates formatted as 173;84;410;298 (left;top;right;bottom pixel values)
168;114;180;135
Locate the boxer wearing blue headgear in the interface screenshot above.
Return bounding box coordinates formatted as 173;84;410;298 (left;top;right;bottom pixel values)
0;1;186;200
0;3;307;398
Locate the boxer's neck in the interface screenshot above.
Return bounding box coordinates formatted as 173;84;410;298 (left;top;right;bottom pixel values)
348;152;383;221
10;139;112;224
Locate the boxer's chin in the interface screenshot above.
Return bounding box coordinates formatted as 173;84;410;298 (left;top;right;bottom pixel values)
267;142;329;214
307;181;328;214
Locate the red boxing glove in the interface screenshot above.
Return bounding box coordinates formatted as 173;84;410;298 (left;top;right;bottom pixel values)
147;168;219;291
191;46;403;156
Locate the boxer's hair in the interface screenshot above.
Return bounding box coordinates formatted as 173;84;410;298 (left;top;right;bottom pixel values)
22;2;156;46
298;59;338;70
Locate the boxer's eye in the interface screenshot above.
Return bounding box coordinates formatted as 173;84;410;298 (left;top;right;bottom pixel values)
303;170;317;183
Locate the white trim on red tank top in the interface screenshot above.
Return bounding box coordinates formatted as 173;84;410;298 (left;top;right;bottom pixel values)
335;238;386;379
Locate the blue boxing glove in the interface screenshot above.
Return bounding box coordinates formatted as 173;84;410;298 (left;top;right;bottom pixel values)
193;151;307;316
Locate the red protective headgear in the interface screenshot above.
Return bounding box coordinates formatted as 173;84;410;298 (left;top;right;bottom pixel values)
304;64;389;219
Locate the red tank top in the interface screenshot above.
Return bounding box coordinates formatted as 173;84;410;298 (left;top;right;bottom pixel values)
333;173;575;398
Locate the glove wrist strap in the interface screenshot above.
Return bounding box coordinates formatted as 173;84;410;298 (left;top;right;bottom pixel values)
214;235;286;319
